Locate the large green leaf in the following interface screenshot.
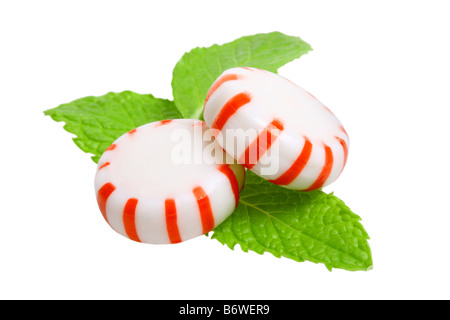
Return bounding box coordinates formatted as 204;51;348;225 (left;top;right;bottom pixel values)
44;91;182;163
172;32;312;119
212;172;373;271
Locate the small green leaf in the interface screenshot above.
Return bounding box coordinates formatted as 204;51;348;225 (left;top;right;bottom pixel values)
44;91;182;163
172;31;312;119
212;172;372;271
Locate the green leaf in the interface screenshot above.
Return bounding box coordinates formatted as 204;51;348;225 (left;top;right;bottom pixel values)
172;31;312;119
44;91;182;163
212;172;373;271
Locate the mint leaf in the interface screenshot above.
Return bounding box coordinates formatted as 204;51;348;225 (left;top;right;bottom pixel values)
44;91;182;163
172;32;312;119
212;172;372;271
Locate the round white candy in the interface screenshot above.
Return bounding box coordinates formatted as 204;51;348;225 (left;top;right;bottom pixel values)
94;119;245;244
203;67;349;191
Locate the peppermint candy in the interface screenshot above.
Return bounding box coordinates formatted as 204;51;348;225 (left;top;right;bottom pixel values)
203;67;349;191
95;119;245;244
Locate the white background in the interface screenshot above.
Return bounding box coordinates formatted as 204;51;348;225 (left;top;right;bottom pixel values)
1;0;449;300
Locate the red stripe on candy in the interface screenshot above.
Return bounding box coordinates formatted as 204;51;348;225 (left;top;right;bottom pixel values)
271;119;284;131
218;164;240;208
192;121;205;127
105;144;117;151
193;187;215;234
155;120;173;127
123;198;141;242
128;128;137;135
98;162;110;170
165;199;182;244
97;183;116;222
304;144;334;191
335;136;348;168
211;92;251;131
205;74;241;106
239;119;284;169
269;137;313;186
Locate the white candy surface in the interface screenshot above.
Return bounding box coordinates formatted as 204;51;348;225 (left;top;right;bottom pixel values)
94;119;245;244
203;67;349;191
